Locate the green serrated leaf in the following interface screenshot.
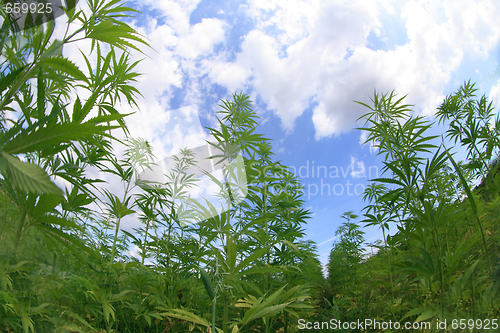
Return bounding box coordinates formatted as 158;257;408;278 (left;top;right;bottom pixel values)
38;56;87;81
0;66;25;94
2;122;118;155
1;152;62;195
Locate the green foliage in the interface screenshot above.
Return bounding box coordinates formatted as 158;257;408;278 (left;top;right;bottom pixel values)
327;212;364;296
11;0;499;331
322;82;500;330
0;4;322;332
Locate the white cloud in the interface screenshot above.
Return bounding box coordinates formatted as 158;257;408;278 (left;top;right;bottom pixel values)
130;105;209;163
37;0;500;148
234;0;500;138
135;19;182;91
135;0;200;34
349;157;366;178
246;0;320;45
203;57;250;92
489;79;500;117
237;0;382;133
122;0;500;142
47;0;500;214
238;30;320;131
100;1;228;160
176;18;227;59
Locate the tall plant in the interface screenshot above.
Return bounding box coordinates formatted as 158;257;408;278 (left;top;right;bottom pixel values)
0;0;147;258
353;83;500;324
161;93;317;333
0;1;149;331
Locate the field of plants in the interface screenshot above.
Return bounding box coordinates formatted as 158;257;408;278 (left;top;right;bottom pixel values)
1;1;500;332
322;86;500;332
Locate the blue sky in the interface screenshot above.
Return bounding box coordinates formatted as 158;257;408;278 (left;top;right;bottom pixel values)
60;0;500;265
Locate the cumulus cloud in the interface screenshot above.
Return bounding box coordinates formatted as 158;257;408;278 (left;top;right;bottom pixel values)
203;57;250;92
49;0;500;213
234;0;500;138
176;18;227;59
111;0;500;144
238;30;319;130
52;0;500;146
239;0;381;134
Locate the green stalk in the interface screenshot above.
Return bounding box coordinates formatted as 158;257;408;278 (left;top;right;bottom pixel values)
14;210;26;253
263;179;271;293
167;211;173;296
472;266;477;317
212;297;216;333
110;176;133;264
223;295;229;333
432;215;446;316
109;216;122;263
224;171;231;333
201;268;216;332
0;63;37;111
446;150;491;271
142;218;150;266
381;226;393;299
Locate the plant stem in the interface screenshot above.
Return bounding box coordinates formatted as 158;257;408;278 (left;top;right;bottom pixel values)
212;297;216;333
223;294;228;333
15;210;26;254
110;216;122;263
142;218;150;266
